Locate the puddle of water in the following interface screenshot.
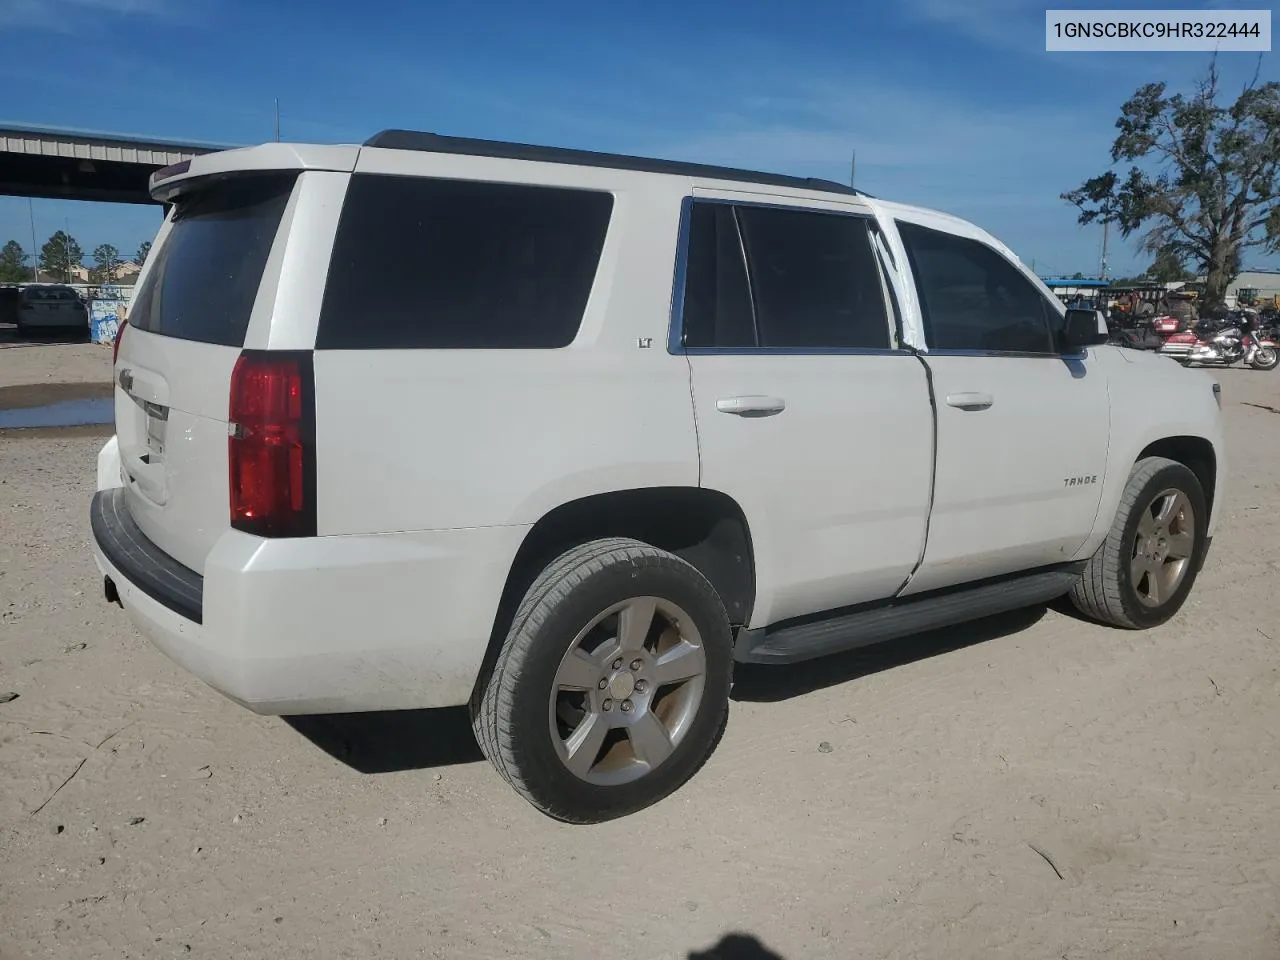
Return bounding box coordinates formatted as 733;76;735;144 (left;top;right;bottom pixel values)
0;398;114;429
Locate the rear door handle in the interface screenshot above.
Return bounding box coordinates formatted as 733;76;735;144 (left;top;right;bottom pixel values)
945;392;994;410
716;396;786;417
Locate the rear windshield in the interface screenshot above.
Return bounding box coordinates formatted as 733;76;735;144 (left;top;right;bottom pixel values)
127;173;296;346
23;287;79;302
315;174;614;349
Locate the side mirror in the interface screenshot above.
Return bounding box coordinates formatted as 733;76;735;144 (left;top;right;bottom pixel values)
1060;308;1109;352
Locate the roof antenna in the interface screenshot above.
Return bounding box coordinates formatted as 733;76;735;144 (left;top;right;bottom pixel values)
849;149;856;190
274;99;281;142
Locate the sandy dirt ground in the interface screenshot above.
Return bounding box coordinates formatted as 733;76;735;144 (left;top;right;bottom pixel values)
1;339;1279;960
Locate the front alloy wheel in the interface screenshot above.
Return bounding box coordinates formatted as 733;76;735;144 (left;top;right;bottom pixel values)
1250;345;1278;370
1129;488;1196;607
1069;457;1208;629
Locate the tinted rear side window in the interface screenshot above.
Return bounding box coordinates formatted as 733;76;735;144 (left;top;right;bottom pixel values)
735;206;891;349
128;174;295;346
681;202;756;349
316;175;614;349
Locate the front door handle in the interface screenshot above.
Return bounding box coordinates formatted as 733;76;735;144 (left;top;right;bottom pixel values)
716;396;786;417
945;392;994;410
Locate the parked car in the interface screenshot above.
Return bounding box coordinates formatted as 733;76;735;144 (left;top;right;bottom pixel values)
18;284;89;336
90;132;1226;824
0;285;21;327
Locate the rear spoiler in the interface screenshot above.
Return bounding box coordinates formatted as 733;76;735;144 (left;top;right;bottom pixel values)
149;143;361;202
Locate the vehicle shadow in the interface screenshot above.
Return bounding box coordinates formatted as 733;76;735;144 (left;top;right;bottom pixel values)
0;323;93;347
285;605;1050;773
282;706;483;773
688;933;786;959
730;605;1047;703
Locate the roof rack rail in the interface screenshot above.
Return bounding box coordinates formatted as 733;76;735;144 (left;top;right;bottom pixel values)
363;130;870;198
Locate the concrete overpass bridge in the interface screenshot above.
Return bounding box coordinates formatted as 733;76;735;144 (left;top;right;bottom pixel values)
0;123;236;204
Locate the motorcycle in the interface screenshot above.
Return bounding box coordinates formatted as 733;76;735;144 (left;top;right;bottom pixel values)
1152;313;1200;360
1107;311;1167;351
1177;311;1278;371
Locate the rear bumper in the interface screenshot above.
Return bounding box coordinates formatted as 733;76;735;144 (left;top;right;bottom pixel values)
91;488;203;622
90;486;529;715
19;309;88;328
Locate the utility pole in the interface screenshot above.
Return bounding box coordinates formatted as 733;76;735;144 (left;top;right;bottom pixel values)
274;99;281;142
64;217;72;284
1100;219;1110;281
28;198;38;282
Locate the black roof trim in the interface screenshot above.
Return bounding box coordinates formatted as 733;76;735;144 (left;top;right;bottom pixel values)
363;130;869;198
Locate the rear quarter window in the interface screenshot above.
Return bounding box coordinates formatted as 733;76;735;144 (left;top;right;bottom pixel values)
315;175;614;349
126;173;296;346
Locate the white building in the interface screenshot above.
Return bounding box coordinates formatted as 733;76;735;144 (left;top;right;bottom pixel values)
1195;269;1280;306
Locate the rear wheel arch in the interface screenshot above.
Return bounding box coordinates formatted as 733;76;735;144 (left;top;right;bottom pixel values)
474;487;755;700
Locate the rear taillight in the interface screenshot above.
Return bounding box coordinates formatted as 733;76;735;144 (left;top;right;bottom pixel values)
112;318;128;365
228;350;316;538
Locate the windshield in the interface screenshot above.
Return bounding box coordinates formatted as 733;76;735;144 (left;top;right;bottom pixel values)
23;287;79;302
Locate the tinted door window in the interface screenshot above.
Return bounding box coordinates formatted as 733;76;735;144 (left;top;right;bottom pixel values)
317;175;613;349
128;174;296;347
896;221;1057;354
681;202;755;348
736;206;891;349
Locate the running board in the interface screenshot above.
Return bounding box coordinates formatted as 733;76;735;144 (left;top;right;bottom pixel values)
733;564;1084;665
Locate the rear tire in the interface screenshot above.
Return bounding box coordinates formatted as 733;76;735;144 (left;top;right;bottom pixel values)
471;538;733;823
1069;457;1208;629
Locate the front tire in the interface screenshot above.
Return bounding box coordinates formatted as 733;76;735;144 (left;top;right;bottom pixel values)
1250;345;1278;370
471;538;733;823
1069;457;1208;629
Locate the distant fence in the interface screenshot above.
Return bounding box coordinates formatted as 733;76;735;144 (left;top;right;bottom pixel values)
86;284;135;344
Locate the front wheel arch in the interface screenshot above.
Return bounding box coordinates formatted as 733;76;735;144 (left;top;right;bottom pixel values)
1134;436;1217;530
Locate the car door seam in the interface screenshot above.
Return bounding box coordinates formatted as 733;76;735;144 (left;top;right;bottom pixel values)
684;351;704;488
895;348;939;597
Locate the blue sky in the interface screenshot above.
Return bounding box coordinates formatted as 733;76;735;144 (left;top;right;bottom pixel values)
0;0;1275;277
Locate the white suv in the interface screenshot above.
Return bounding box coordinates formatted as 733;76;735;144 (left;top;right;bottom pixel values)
18;283;89;335
90;132;1226;823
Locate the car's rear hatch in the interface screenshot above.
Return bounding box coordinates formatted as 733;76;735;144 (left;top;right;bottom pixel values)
114;145;357;574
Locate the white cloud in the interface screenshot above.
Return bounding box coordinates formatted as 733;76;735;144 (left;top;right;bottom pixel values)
602;65;1128;270
649;77;1100;200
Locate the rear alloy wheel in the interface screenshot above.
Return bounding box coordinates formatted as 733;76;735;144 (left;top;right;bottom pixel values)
471;538;732;823
1069;457;1208;629
549;595;707;786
